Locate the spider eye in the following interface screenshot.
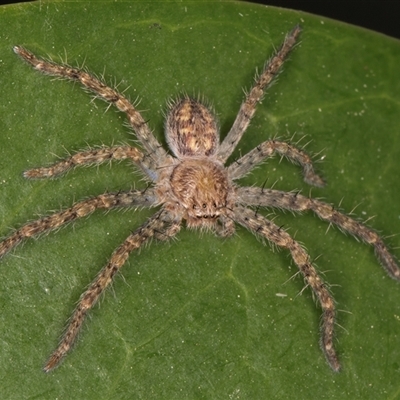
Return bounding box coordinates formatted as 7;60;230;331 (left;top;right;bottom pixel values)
202;203;207;209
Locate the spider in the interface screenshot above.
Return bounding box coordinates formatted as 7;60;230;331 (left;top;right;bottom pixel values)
4;25;399;373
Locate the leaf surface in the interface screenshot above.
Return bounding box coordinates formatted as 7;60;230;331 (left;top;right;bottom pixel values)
1;1;400;399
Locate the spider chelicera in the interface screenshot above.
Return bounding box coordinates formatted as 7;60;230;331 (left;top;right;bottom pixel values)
3;25;399;372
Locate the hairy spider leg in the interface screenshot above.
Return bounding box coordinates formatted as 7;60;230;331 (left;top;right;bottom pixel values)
0;190;157;259
233;206;340;372
228;138;325;187
13;46;168;178
218;25;302;162
23;145;158;180
237;187;400;280
44;209;181;372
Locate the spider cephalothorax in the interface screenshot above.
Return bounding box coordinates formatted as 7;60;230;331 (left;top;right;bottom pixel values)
3;25;399;373
168;158;231;223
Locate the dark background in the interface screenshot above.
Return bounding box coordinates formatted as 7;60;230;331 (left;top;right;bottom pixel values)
1;0;399;39
251;0;400;39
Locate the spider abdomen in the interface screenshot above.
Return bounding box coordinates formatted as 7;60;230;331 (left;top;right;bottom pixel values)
166;97;219;158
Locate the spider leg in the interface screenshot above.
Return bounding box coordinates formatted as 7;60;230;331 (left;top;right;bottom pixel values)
24;145;161;182
228;139;325;187
233;206;340;371
215;214;236;237
237;187;400;280
13;46;168;167
43;209;180;372
218;25;301;162
0;189;158;259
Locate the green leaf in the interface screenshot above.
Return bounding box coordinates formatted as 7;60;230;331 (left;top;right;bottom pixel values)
1;1;400;398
